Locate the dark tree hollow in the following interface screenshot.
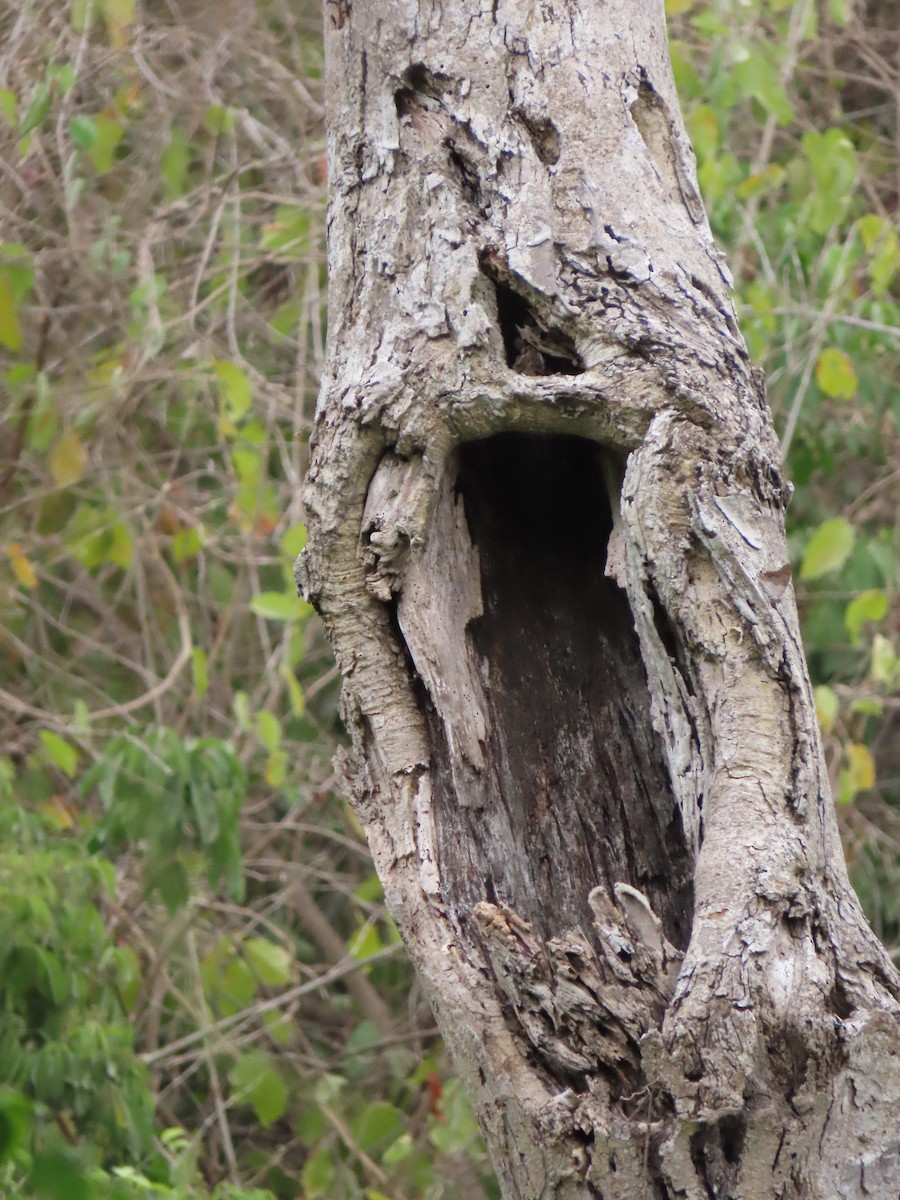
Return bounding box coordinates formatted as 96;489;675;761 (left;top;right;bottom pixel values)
426;433;694;951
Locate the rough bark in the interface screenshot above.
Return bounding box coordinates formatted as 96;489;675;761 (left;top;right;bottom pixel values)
298;1;900;1196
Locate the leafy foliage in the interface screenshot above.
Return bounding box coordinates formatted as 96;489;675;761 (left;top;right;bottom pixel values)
0;1;493;1197
0;802;153;1166
669;0;900;945
1;0;899;1196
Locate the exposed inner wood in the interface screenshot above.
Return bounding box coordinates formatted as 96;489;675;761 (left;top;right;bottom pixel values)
425;433;694;951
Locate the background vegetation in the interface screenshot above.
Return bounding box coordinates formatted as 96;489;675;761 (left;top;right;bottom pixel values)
0;0;898;1196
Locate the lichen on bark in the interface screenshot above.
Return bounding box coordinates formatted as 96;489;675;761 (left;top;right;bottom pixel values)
299;2;900;1196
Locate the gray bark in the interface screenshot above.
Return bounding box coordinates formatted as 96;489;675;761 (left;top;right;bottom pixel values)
298;1;900;1196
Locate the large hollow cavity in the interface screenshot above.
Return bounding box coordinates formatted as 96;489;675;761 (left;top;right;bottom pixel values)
427;433;693;949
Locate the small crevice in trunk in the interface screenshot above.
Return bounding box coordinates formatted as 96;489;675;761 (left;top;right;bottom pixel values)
512;107;561;165
426;433;693;951
648;580;697;701
689;1113;747;1199
478;251;584;375
628;71;673;185
688;1127;719;1200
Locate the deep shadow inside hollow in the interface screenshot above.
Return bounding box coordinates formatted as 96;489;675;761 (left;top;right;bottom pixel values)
428;433;693;950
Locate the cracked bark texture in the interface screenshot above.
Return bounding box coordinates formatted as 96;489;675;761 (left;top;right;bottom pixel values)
298;1;900;1196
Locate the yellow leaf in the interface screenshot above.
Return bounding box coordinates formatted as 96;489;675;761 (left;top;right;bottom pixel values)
813;685;838;734
845;742;875;792
8;543;38;589
800;516;854;581
192;647;209;698
43;796;76;830
815;348;857;401
0;269;22;351
49;430;87;487
103;0;135;49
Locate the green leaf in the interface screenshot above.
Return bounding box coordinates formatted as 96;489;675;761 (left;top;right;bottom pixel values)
802;129;858;234
732;49;794;125
427;1078;480;1155
29;1151;91;1200
37;948;68;1004
161;125;190;199
30;1044;69;1106
40;731;79;778
218;955;257;1012
49;64;76;95
348;920;383;961
192;647;208;698
233;691;251;732
858;214;900;295
351;1101;405;1155
24;373;55;452
0;248;33;355
69;512;134;571
313;1072;346;1106
869;230;900;296
871;634;897;686
256;710;281;753
858;213;886;251
214;359;253;421
229;1051;288;1126
1;244;36;300
264;749;287;787
280;522;308;558
250;591;309;621
382;1133;414;1165
149;859;191;914
845;589;889;646
815;348;857;400
259;205;311;260
0;1090;32;1162
296;1101;326;1146
204;105;235;134
231;447;261;485
0;89;16;125
20;79;51;136
737;163;784;200
115;945;141;1012
803;129;858;190
69;115;98;149
244;937;292;986
172;526;204;562
800;517;855;581
70;0;92;32
346;1019;381;1055
281;665;306;717
302;1146;336;1198
87;113;125;174
813;685;839;734
827;0;853;24
49;430;88;487
250;1013;289;1051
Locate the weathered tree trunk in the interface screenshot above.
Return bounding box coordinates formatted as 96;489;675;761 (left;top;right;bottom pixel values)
298;1;900;1196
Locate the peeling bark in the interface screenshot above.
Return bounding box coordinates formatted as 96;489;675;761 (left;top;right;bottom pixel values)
298;1;900;1196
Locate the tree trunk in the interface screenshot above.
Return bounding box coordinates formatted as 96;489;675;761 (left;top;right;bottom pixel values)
298;1;900;1196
